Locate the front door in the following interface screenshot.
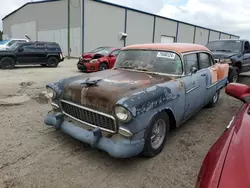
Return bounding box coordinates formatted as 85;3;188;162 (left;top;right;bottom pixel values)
108;50;120;68
182;53;207;120
241;41;250;72
35;43;47;63
16;43;39;64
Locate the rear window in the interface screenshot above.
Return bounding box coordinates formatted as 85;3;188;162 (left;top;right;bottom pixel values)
47;43;61;51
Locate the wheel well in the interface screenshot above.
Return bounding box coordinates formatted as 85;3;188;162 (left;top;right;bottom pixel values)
100;61;109;68
47;55;59;60
234;62;242;71
163;109;176;131
0;56;16;64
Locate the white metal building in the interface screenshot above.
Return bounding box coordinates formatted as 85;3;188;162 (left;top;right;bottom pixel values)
2;0;240;57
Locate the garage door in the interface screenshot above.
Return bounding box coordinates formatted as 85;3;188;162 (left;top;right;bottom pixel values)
161;36;175;43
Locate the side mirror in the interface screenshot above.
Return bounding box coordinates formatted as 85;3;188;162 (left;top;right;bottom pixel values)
190;66;198;74
18;48;23;52
225;83;250;103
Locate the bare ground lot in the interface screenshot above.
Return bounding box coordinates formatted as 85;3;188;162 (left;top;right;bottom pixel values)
0;60;249;188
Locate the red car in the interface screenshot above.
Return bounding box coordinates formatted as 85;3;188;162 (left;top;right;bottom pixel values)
77;46;121;72
196;83;250;188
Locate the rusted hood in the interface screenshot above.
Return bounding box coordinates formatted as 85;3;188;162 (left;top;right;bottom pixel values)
62;69;173;114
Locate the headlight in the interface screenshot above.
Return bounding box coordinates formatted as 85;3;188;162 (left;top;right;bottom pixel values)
46;87;56;99
90;59;98;63
115;106;132;122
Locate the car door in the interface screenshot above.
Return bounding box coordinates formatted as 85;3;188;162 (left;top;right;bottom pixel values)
35;43;47;63
198;52;217;105
108;50;120;68
181;53;207;120
16;43;38;64
242;41;250;72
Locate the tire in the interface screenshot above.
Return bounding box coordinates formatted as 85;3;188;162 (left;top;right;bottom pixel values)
0;57;15;69
41;64;47;67
47;57;59;68
99;62;108;71
228;67;239;83
206;89;220;108
142;112;170;158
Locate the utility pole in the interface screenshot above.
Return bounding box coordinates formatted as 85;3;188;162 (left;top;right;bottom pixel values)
67;0;71;59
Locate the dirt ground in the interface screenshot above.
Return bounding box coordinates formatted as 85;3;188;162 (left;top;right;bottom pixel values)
0;60;249;188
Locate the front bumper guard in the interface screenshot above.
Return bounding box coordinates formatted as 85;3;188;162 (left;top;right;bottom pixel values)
44;113;144;158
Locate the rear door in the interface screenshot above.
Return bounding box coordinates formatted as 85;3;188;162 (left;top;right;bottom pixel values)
181;53;207;120
198;52;216;105
35;43;47;63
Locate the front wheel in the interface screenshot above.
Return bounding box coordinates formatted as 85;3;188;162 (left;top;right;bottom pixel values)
99;63;108;71
228;67;239;83
206;90;220;108
142;112;169;158
0;57;15;69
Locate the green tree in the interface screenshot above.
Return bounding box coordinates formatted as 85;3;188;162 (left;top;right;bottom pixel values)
0;31;2;41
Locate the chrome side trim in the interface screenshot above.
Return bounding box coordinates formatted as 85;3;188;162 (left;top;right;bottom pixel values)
60;100;117;133
206;81;218;89
186;85;200;94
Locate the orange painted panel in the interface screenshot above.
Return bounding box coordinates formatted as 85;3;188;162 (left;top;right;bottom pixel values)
209;67;218;84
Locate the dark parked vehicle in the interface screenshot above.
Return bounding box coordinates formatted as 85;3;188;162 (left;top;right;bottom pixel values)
77;46;121;72
196;83;250;188
0;41;64;69
206;39;250;83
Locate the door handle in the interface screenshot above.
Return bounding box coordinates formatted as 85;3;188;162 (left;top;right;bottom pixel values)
201;74;206;76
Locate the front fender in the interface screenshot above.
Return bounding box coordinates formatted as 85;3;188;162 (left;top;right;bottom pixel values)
117;80;185;133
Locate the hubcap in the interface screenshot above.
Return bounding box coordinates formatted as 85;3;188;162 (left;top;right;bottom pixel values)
150;119;166;149
100;64;107;70
213;91;219;103
233;75;238;83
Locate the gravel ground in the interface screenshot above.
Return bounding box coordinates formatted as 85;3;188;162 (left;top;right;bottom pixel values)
0;60;249;188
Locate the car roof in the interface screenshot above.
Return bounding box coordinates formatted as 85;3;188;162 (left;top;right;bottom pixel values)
122;43;210;54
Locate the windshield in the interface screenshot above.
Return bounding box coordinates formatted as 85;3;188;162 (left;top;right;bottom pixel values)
0;39;10;45
114;50;183;75
91;47;113;55
206;40;242;52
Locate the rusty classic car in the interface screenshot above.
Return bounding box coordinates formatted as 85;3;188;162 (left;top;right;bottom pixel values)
44;43;229;158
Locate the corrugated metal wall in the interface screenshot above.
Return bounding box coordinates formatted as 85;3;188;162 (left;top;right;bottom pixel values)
126;10;154;45
154;18;177;43
84;0;125;52
209;31;220;41
177;23;195;43
194;27;209;45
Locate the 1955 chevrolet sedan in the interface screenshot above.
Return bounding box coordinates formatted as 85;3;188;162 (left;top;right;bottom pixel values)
44;43;229;158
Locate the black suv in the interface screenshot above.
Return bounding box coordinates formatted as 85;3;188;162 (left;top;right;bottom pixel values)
206;39;250;83
0;41;64;69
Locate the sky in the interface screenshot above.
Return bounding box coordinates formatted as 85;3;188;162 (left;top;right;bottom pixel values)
0;0;249;39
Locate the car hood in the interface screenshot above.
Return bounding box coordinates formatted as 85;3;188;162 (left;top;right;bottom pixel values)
211;51;240;59
61;69;173;114
218;104;250;188
82;52;104;61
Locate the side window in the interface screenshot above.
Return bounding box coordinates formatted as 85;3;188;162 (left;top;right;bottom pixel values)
47;43;61;51
22;44;36;52
7;40;16;46
244;41;250;50
199;53;212;69
184;53;198;74
111;50;120;57
36;44;46;51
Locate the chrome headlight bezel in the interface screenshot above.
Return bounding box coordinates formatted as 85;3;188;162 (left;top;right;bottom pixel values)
46;86;57;100
219;58;232;64
115;105;132;123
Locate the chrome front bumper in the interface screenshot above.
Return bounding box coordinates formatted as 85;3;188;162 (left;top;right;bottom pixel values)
44;112;145;158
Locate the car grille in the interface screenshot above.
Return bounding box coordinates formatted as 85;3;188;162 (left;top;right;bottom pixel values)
60;100;117;133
